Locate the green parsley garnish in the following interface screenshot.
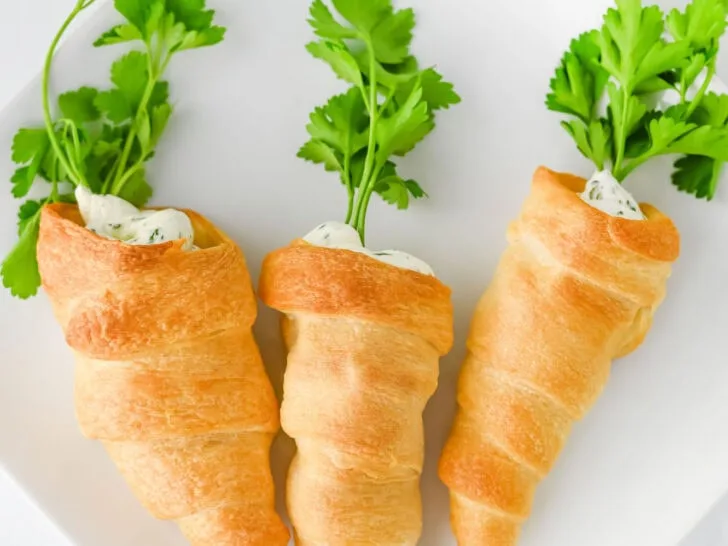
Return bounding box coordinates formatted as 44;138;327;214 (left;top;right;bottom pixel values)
547;0;728;198
2;0;225;299
298;0;460;243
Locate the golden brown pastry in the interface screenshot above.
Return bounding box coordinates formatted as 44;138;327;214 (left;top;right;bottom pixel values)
259;242;454;545
439;167;680;545
37;203;289;546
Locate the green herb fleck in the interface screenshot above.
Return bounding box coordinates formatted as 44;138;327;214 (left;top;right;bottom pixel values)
148;228;162;243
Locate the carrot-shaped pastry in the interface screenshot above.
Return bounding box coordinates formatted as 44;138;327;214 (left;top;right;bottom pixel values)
1;2;287;544
258;1;459;543
440;0;728;543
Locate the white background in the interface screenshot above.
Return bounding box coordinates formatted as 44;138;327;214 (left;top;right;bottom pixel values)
1;1;727;545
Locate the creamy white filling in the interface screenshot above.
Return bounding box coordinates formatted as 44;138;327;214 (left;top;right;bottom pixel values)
579;171;645;220
302;221;435;276
75;186;195;249
583;76;728;220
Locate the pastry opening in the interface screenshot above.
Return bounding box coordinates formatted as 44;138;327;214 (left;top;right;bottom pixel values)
47;202;223;250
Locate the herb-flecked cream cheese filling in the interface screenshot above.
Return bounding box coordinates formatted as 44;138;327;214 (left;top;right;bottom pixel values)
303;221;435;276
75;186;196;250
579;171;645;220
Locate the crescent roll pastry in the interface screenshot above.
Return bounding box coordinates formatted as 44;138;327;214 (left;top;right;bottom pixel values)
259;242;454;545
37;203;289;546
439;167;680;545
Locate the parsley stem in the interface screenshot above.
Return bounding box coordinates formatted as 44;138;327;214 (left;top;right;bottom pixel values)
345;187;355;224
113;158;145;196
613;88;629;178
616;147;663;181
344;152;354;224
59;122;84;186
351;42;379;243
380;90;395;114
42;2;90;188
110;52;168;195
615;156;648;182
685;60;716;120
66;121;83;170
355;161;385;239
680;73;688;105
49;179;59;202
101;155;121;194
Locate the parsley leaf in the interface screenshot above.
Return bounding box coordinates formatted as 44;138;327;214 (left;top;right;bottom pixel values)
301;0;458;241
93;23;142;47
149;103;172;149
546;0;728;200
1;211;42;299
309;0;358;39
665;125;728;159
306;41;363;87
11;168;36;199
370;8;414;64
2;0;225;299
376;175;411;209
419;68;461;110
116;168;153;206
10;129;50;198
691;91;728;127
175;26;226;51
405;179;427;199
376;85;431;159
375;174;428;210
17;200;45;236
112;0;154;37
95;90;132;123
547;31;608;122
600;0;690;93
561;119;613;170
110;51;148;108
607;81;647;159
166;0;216;31
396;67;461;112
649;116;696;150
672;154;723;198
106;0;226;52
12;128;49;164
94;51;164;124
304;89;368;157
332;0;391;33
298;140;343;173
59;87;100;124
667;0;727;54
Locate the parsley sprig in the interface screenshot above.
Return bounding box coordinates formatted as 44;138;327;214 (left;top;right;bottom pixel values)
299;0;460;243
547;0;728;199
2;0;225;299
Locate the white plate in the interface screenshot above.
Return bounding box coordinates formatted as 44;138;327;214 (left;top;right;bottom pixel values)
1;1;727;545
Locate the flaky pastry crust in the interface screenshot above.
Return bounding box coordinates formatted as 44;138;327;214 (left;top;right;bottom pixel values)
260;241;454;545
37;203;289;546
439;167;680;545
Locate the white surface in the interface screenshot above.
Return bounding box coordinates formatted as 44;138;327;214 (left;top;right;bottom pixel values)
0;468;71;546
683;494;728;545
1;1;728;545
0;1;101;112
